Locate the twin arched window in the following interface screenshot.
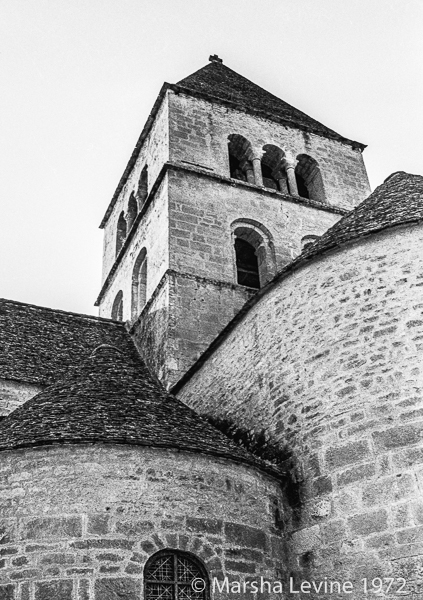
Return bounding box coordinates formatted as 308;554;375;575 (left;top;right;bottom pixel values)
144;550;208;600
227;135;326;202
114;165;149;259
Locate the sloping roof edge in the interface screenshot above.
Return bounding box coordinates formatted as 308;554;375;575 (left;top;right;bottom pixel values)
99;81;366;229
171;172;423;395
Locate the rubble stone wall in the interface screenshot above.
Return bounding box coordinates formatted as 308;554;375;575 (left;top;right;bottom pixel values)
177;223;423;593
0;444;285;600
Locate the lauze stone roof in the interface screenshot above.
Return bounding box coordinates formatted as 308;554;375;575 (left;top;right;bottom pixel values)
0;298;137;386
0;344;276;475
301;171;423;261
177;60;363;147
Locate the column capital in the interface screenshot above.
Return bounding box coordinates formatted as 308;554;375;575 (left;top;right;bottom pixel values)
247;148;264;162
282;151;297;170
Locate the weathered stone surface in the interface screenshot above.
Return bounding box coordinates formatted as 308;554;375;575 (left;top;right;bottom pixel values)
35;580;73;599
225;523;266;549
0;444;283;591
20;516;82;541
348;510;388;536
0;585;14;600
325;441;370;469
177;219;423;586
94;578;140;599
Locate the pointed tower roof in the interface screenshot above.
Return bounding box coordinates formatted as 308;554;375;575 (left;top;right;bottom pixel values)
177;58;364;149
99;57;365;228
0;345;278;476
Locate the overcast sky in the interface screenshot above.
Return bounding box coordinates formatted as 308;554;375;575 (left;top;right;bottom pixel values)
1;0;422;316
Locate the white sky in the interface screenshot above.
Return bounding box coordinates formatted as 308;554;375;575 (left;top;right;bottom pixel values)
1;0;422;316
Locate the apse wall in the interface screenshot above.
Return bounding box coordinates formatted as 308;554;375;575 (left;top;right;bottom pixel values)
177;223;423;592
0;444;285;599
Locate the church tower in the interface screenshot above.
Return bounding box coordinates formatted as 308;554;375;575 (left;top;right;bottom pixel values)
96;56;371;388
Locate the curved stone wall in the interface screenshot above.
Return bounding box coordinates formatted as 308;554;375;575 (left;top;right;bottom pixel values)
0;444;284;599
177;223;423;593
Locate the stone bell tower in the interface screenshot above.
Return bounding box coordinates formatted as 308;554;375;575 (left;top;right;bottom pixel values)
96;56;371;388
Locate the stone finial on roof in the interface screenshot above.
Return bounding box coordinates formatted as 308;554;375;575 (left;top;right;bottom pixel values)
209;54;223;63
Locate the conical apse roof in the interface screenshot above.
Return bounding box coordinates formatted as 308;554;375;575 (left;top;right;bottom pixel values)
0;345;274;474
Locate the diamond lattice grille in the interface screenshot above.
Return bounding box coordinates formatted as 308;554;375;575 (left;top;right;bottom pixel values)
145;552;207;600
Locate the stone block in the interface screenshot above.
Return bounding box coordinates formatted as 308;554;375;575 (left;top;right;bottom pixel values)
363;473;416;506
79;580;90;600
224;523;266;550
291;525;321;553
115;520;154;536
95;577;140;599
325;440;370;469
225;560;256;574
337;462;375;487
373;423;423;450
0;585;14;600
87;514;110;535
20;516;82;541
348;509;388;536
35;580;73;600
186;517;223;535
0;520;16;545
321;520;347;544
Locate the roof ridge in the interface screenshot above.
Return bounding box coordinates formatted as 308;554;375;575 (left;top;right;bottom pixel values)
0;297;122;326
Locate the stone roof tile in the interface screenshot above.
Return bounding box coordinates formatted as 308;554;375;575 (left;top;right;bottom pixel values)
0;299;137;386
301;171;423;259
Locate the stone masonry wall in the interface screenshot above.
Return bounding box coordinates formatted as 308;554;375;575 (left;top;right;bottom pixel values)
177;224;423;596
0;380;43;417
168;91;370;211
168;169;340;283
101;97;169;283
158;167;340;387
0;444;285;600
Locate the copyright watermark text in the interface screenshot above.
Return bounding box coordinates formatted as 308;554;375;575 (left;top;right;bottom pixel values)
191;576;408;595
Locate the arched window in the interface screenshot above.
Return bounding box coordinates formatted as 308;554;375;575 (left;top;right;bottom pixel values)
295;154;326;202
137;165;148;208
126;193;138;231
131;248;147;319
144;550;208;600
232;221;276;289
227;134;254;183
111;291;123;321
261;145;287;192
235;238;260;288
116;211;127;257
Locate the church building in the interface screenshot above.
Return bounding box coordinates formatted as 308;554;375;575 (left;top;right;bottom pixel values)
0;56;422;600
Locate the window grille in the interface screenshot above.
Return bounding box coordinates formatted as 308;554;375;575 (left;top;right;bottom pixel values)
145;551;208;600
